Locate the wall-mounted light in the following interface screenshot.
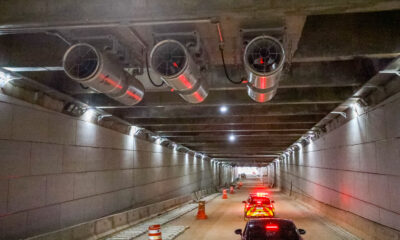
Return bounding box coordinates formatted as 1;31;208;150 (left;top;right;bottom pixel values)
331;111;347;119
379;68;400;77
97;114;112;121
82;108;98;122
155;137;164;145
350;102;357;110
130;125;141;136
350;100;365;116
301;137;310;144
172;143;178;151
0;70;20;88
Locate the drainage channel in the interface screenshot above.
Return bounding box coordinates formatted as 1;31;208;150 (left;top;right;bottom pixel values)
106;193;221;240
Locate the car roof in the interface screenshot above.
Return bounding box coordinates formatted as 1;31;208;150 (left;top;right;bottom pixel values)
249;195;270;198
249;194;268;196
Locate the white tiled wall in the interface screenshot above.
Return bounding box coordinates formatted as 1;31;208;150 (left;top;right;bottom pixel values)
277;95;400;231
0;95;217;239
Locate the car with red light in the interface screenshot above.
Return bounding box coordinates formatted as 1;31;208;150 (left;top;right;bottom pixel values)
243;193;275;220
250;192;269;198
235;218;306;240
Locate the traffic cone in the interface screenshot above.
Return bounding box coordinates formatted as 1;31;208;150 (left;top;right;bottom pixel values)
148;225;162;240
230;186;235;194
222;189;228;199
196;201;208;220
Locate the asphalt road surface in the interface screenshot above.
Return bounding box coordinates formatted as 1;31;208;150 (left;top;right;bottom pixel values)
136;178;358;240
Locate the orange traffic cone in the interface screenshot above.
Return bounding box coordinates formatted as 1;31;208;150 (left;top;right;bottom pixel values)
222;189;228;199
230;186;235;194
148;225;162;240
196;201;208;220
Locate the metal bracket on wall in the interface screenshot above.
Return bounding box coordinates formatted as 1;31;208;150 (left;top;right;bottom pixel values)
331;111;347;119
152;31;208;73
379;69;400;77
153;31;201;55
73;34;143;71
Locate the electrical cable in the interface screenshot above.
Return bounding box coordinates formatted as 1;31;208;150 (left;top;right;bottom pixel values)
145;51;164;87
219;46;244;85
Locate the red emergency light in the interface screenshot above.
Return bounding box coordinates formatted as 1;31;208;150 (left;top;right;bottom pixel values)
256;192;268;197
265;225;279;231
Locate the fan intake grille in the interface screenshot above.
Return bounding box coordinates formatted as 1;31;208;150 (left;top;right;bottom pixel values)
151;41;187;77
245;36;284;74
64;44;99;80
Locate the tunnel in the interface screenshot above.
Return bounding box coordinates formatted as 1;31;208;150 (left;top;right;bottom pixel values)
0;1;400;240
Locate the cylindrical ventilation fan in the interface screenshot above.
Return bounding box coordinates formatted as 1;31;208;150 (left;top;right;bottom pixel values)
150;39;208;103
244;36;285;102
63;43;144;106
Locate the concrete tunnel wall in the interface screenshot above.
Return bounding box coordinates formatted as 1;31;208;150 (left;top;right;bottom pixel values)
0;93;234;239
269;93;400;235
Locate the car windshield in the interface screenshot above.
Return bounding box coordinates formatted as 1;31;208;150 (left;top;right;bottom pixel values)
249;198;270;205
246;220;299;240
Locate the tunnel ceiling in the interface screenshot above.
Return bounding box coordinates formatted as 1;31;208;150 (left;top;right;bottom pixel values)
0;1;400;165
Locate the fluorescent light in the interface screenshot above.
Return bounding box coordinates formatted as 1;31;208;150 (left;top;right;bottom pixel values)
3;67;64;72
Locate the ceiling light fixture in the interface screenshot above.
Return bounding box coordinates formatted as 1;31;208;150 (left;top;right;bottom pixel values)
229;134;236;142
220;106;228;113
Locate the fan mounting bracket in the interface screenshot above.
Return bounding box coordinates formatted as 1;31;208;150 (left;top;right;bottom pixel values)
240;27;284;47
152;31;201;55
